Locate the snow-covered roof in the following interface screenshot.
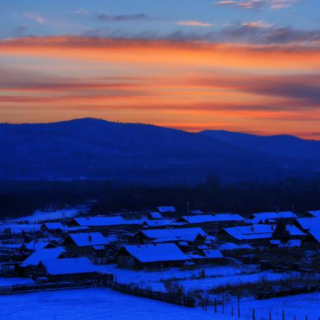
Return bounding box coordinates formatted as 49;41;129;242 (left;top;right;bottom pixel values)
157;207;176;213
305;210;320;218
42;222;64;230
178;214;244;224
149;212;163;219
248;211;297;223
121;244;190;263
221;224;304;241
72;216;125;227
142;220;172;228
287;225;306;237
39;257;97;275
25;240;56;251
203;249;223;259
296;218;320;231
65;232;107;247
21;248;65;267
139;227;207;241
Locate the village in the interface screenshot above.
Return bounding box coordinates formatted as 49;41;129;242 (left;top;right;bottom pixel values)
1;205;320;319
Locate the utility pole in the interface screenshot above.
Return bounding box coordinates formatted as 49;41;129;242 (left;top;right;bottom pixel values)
187;201;190;228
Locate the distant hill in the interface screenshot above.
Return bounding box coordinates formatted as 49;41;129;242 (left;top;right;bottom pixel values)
200;130;320;160
0;118;319;183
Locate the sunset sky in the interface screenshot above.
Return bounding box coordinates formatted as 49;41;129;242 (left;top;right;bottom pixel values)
1;0;320;138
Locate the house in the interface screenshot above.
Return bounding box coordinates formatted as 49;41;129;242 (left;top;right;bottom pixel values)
62;232;107;257
116;243;190;269
33;257;98;281
41;222;65;234
175;214;245;231
141;220;172;229
157;207;176;214
133;228;207;246
302;210;320;218
68;216;125;234
148;212;163;220
25;240;58;251
247;211;297;224
20;247;66;277
21;248;66;268
68;216;142;234
217;224;305;245
185;249;223;264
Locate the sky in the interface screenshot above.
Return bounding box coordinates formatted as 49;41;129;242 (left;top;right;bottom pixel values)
0;0;320;138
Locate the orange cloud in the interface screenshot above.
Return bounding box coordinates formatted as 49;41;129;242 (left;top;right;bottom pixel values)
1;36;320;139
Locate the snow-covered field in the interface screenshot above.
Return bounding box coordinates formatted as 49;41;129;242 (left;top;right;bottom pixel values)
0;288;319;320
98;264;281;291
0;288;225;320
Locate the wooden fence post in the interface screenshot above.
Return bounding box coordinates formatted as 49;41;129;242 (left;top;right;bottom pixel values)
232;306;234;316
269;310;272;320
253;308;255;320
238;293;241;318
282;310;285;320
214;298;217;313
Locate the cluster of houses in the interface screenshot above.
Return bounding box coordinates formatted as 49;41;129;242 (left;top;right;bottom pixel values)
1;206;320;283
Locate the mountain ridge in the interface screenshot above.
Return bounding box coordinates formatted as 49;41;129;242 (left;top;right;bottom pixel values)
0;118;319;183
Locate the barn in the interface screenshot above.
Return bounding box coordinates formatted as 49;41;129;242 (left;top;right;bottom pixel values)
116;243;190;269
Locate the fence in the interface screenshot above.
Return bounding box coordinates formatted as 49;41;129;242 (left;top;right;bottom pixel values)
255;284;320;300
0;280;95;295
198;295;318;320
105;281;196;308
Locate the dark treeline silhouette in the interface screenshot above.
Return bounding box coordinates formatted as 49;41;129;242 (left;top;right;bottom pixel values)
0;180;109;219
91;176;320;216
1;177;320;219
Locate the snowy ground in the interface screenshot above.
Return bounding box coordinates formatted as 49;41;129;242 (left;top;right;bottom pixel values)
0;288;319;320
0;288;226;320
99;265;257;290
176;272;294;292
97;264;292;293
0;277;35;286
